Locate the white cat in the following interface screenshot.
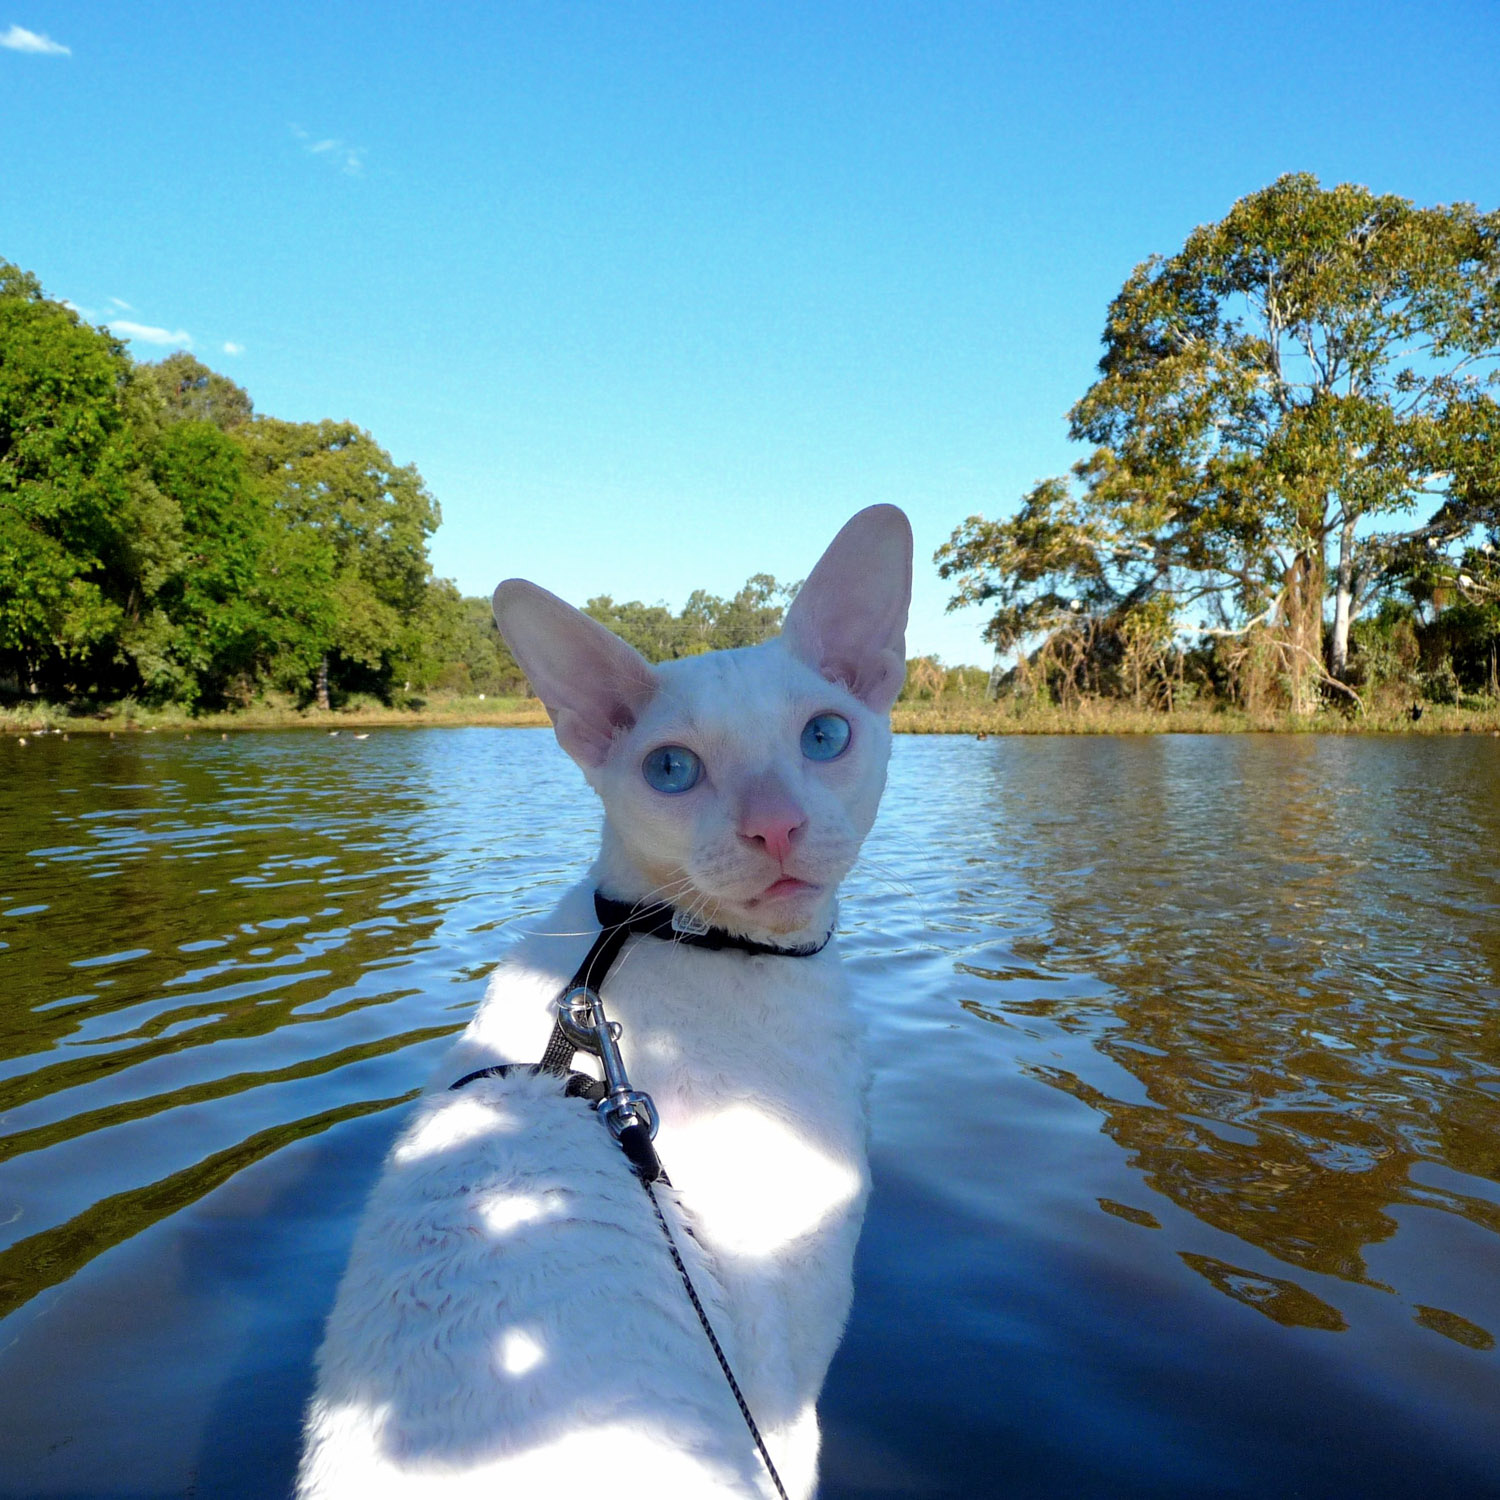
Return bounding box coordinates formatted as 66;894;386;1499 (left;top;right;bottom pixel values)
298;505;912;1500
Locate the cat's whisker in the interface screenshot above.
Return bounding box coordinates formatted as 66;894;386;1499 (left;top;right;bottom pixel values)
512;875;701;942
619;873;698;909
846;854;921;905
604;879;701;942
511;922;601;939
661;888;713;955
836;852;964;955
606;883;709;977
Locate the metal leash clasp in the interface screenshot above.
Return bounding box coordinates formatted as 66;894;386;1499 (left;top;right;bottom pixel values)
556;986;660;1143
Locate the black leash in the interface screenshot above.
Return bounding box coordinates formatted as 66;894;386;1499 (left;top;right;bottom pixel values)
452;890;829;1499
641;1177;789;1500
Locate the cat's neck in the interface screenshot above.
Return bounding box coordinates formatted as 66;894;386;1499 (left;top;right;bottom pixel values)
591;820;838;950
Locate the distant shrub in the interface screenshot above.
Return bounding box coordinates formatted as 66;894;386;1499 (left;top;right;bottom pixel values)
1420;660;1461;705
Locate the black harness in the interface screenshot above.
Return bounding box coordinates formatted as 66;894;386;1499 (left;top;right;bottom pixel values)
450;891;830;1179
447;889;830;1500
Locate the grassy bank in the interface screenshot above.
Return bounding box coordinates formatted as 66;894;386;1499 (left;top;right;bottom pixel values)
6;694;1500;738
891;698;1500;735
0;693;551;735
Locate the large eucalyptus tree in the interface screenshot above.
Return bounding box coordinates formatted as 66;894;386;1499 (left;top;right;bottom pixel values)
941;175;1500;709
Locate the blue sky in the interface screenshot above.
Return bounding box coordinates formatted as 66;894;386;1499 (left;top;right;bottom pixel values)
4;2;1498;666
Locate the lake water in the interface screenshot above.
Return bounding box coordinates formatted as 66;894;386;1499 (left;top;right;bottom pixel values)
1;728;1498;1498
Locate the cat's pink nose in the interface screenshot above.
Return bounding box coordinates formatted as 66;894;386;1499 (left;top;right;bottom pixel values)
738;785;807;863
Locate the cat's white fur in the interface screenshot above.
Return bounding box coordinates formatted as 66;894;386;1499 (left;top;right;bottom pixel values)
298;505;913;1499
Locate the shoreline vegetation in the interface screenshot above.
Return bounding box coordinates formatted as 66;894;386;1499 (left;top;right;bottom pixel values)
5;693;1499;737
8;208;1497;743
889;698;1500;736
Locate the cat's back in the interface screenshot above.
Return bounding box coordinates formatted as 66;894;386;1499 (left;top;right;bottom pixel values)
298;1058;773;1497
300;888;865;1499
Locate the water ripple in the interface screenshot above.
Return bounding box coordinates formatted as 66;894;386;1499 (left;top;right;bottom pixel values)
1;729;1498;1497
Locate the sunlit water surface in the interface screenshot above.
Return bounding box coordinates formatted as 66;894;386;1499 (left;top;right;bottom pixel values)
1;729;1497;1498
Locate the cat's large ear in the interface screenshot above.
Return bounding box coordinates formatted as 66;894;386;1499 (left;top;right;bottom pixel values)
492;580;657;768
781;505;913;712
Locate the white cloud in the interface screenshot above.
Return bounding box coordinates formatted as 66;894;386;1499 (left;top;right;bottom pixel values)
109;320;193;349
108;296;134;312
1;24;70;55
290;123;365;177
222;341;245;356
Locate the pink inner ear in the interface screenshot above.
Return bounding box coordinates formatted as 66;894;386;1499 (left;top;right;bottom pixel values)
493;579;657;768
841;648;905;707
782;506;913;712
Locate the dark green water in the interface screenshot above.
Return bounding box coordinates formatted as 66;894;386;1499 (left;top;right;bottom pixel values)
1;729;1497;1497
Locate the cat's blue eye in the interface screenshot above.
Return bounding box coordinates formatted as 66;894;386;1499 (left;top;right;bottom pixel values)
642;745;703;793
801;713;851;761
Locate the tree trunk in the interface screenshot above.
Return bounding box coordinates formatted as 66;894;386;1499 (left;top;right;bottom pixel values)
986;652;1006;701
1281;549;1325;715
1330;515;1357;680
315;655;330;712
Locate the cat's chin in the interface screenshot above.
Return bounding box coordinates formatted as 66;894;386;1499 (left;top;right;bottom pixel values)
733;877;831;937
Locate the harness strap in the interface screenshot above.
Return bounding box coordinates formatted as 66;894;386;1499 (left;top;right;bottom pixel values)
451;899;658;1093
449;1063;607;1102
528;889;831;1088
536;903;640;1074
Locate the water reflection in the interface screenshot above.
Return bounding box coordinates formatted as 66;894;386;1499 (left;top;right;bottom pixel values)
2;729;1498;1498
0;730;598;1324
954;736;1500;1330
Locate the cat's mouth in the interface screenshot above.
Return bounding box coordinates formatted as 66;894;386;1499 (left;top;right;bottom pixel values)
741;874;830;934
752;876;821;903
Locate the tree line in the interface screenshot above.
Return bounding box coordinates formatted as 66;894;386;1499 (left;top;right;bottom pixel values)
0;260;799;710
939;175;1500;714
11;175;1500;725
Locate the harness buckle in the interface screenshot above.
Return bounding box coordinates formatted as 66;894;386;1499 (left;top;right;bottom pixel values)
597;1088;660;1142
556;987;660;1141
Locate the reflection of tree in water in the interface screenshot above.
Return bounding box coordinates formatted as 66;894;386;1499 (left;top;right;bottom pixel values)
0;737;445;1095
1179;1254;1347;1331
0;735;470;1316
968;737;1500;1330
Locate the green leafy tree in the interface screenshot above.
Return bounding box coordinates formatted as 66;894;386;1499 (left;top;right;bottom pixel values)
0;261;181;697
142;351;254;431
1;258;460;710
583;595;691;661
456;595;527;694
238;418;440;704
584;575;792;664
414;583;528;695
708;573;791;649
1449;543;1500;696
1402;521;1500;697
150;420;297;704
940;176;1500;711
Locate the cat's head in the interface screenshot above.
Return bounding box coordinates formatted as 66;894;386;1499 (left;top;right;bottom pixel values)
493;505;912;942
